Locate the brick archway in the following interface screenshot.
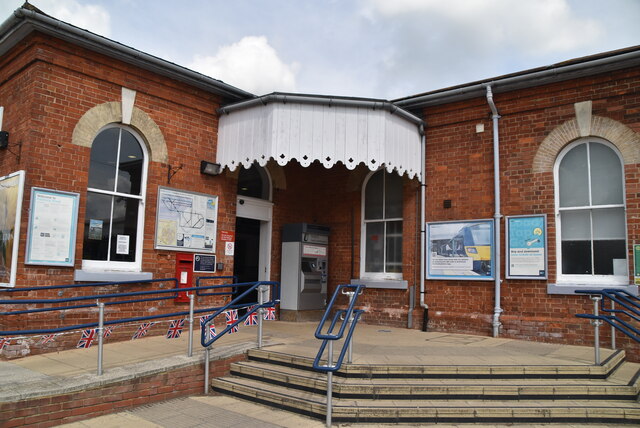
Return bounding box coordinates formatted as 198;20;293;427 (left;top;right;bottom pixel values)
71;102;168;163
532;115;640;173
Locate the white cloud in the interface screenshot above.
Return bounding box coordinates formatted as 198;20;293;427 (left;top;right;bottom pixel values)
30;0;111;37
188;36;298;95
362;0;602;55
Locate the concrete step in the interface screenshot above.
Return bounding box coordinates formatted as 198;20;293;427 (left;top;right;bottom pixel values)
211;376;640;424
230;359;640;400
247;347;628;379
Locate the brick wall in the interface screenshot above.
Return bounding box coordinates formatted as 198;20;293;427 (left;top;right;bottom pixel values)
0;353;246;427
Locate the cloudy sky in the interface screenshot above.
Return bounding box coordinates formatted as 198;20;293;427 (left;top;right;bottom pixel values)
1;0;638;99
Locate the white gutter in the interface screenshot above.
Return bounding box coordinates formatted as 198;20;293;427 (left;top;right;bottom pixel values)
486;86;503;337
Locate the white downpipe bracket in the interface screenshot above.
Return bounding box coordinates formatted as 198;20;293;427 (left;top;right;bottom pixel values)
486;86;503;337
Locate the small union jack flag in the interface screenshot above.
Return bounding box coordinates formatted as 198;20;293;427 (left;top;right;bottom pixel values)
263;306;277;321
103;327;113;338
132;322;155;340
166;319;185;339
77;329;97;348
0;337;11;351
244;306;259;326
38;334;58;345
225;309;239;333
200;316;217;338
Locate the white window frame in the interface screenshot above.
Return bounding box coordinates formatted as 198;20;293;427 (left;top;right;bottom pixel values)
81;124;148;272
553;138;628;286
360;169;403;280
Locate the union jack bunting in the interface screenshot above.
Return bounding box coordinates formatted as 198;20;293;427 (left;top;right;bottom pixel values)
103;327;113;338
200;316;217;338
38;334;58;345
244;306;259;326
76;329;97;348
166;319;185;339
263;306;277;321
225;309;239;333
132;322;155;340
0;337;11;351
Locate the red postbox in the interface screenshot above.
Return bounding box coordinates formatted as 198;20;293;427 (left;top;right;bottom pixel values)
175;253;194;303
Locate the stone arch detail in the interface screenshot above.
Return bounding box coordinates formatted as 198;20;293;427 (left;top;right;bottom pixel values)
532;116;640;173
72;102;168;163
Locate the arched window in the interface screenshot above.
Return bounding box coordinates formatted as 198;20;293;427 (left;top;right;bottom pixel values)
361;169;403;279
82;126;147;271
554;138;627;284
237;164;270;200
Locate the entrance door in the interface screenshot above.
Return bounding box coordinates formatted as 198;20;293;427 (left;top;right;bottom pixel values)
232;217;261;306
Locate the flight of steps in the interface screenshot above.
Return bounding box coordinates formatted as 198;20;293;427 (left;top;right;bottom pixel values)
212;348;640;424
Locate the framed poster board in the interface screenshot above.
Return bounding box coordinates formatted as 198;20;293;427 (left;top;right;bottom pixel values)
155;186;218;253
505;215;547;280
634;244;640;285
427;219;495;280
0;170;25;287
193;253;216;273
25;188;80;266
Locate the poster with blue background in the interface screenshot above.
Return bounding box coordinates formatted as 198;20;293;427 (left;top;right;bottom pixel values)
506;215;547;279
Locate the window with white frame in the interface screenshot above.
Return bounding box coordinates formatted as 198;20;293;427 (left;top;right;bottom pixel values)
362;169;403;279
554;138;627;284
82;125;147;271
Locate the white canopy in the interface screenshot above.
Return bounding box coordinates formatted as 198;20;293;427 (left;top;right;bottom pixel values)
217;95;423;180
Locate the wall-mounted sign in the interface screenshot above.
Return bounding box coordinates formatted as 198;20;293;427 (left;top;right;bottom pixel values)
0;170;25;287
427;219;495;280
220;230;235;242
505;215;547;280
155;187;218;253
25;187;79;267
194;253;216;273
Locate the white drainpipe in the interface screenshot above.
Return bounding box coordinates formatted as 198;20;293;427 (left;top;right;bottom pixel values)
486;86;503;337
419;125;428;323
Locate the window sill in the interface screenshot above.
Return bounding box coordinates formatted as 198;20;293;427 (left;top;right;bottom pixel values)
74;270;153;282
547;282;638;296
351;278;408;290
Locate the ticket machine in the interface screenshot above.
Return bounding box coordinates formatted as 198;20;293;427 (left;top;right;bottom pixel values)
280;223;329;310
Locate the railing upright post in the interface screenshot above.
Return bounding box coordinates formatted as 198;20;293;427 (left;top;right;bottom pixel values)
591;295;602;365
346;291;355;364
203;314;212;395
96;301;104;376
610;300;616;350
326;340;333;428
188;293;195;357
258;284;266;349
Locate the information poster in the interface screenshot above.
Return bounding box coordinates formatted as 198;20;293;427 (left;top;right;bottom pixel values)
25;187;78;267
506;215;547;279
427;219;495;280
155;187;218;253
0;171;25;287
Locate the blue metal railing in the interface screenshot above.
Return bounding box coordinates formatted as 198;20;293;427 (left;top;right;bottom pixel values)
575;289;640;364
312;283;365;428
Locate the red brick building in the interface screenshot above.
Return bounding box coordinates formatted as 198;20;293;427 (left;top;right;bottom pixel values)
1;5;638;359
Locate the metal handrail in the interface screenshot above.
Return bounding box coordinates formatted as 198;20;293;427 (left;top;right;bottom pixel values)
312;283;365;428
575;289;640;364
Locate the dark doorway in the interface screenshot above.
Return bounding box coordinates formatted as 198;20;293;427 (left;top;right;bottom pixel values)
233;217;261;309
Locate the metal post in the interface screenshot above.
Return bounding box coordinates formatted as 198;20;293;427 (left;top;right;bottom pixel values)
346;292;354;364
611;300;616;350
97;301;104;376
188;293;195;357
326;340;333;428
591;295;602;365
204;319;211;395
258;284;266;349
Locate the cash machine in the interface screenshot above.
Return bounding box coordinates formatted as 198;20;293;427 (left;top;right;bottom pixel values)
280;223;329;311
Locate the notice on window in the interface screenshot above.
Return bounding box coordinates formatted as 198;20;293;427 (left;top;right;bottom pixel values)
506;215;547;279
155;187;218;253
26;188;79;266
634;244;640;285
116;235;130;255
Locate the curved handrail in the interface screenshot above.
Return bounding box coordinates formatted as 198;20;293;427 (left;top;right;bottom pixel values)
575;289;640;342
313;283;365;372
200;281;280;348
